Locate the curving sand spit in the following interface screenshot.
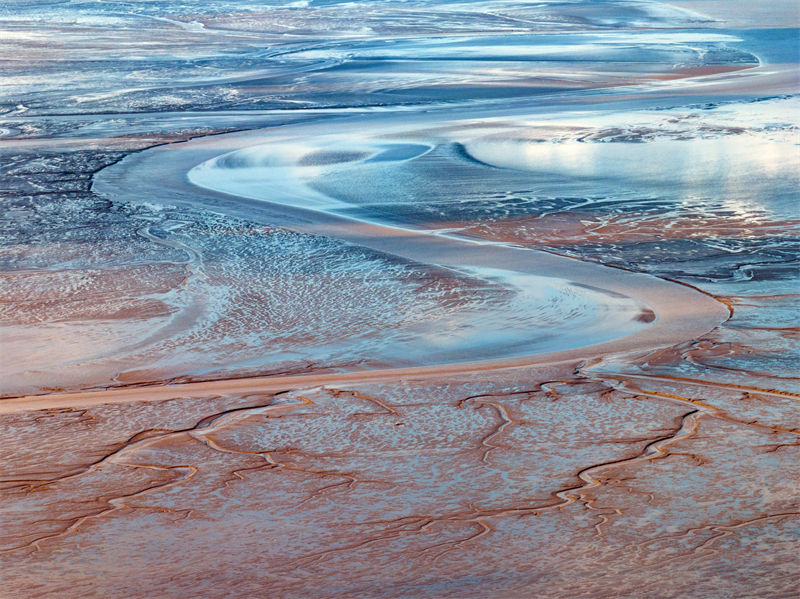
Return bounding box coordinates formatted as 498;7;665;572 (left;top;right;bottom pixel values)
3;3;798;596
2;114;723;413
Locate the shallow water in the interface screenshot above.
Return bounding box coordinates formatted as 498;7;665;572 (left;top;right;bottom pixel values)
1;1;798;597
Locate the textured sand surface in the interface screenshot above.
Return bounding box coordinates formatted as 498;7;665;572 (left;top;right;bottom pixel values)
1;1;798;597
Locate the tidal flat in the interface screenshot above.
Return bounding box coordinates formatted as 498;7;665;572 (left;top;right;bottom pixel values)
1;1;798;597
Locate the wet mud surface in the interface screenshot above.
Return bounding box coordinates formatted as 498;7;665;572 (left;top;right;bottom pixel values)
1;1;798;597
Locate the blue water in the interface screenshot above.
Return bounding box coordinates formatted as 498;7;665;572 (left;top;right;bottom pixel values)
1;0;798;391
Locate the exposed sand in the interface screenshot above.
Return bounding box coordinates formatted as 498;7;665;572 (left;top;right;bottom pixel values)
0;113;728;413
2;2;798;597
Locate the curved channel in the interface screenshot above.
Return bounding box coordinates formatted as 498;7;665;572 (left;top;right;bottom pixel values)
92;107;730;384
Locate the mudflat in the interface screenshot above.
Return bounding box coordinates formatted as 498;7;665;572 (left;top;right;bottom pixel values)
1;1;798;597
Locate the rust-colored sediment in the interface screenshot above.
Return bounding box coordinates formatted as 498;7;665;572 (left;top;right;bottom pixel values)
1;354;797;597
2;21;798;596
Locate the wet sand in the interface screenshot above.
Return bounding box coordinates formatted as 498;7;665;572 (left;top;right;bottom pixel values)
1;0;798;597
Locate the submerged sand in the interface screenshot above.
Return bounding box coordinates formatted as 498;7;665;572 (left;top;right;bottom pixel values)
1;0;798;597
